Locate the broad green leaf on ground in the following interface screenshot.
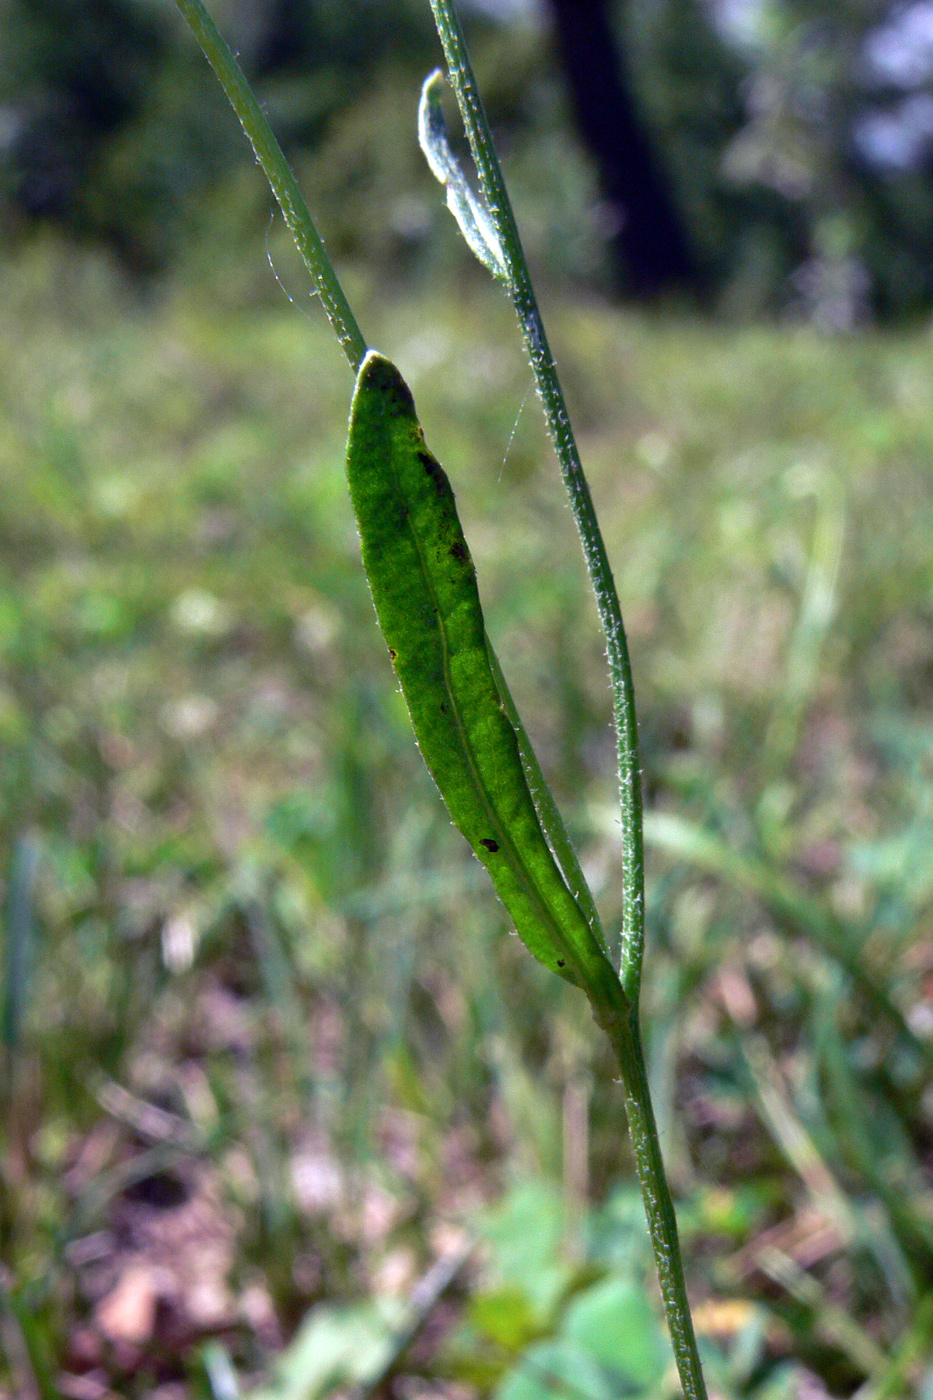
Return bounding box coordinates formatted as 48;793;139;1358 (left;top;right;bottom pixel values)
493;1339;618;1400
478;1180;572;1316
245;1300;404;1400
562;1275;668;1390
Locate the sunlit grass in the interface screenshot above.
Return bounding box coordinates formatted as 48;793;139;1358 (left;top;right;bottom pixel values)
2;241;933;1397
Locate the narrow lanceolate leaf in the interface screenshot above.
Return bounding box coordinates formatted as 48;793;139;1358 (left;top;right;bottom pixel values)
346;350;626;1020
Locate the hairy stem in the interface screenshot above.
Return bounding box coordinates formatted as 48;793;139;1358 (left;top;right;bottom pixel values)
426;6;706;1398
610;1012;708;1400
426;0;645;1003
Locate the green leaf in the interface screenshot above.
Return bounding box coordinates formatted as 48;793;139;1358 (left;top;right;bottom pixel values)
345;351;624;1018
245;1301;403;1400
494;1340;617;1400
562;1277;668;1389
478;1180;577;1322
469;1287;544;1353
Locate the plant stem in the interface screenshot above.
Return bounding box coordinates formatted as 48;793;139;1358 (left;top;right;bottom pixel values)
173;0;367;373
610;1012;708;1400
489;646;607;955
426;0;646;1005
426;7;706;1398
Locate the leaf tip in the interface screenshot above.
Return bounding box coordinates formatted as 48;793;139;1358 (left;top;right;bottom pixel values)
357;350;416;421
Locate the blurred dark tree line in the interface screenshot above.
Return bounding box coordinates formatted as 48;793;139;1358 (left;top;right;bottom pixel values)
3;0;933;319
0;0;439;270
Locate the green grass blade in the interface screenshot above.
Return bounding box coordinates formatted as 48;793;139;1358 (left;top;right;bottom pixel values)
644;811;931;1063
0;1281;62;1400
762;469;845;778
201;1339;242;1400
2;832;40;1093
345;350;625;1021
857;1293;933;1400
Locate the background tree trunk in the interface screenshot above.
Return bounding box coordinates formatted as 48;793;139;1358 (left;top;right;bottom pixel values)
543;0;699;299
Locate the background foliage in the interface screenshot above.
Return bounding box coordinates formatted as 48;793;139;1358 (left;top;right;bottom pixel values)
2;1;933;1397
2;243;933;1396
3;0;933;315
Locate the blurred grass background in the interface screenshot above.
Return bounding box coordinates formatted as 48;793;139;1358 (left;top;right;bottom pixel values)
2;2;933;1397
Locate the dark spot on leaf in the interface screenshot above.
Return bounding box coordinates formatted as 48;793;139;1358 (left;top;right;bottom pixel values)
557;960;565;968
480;838;499;853
418;450;450;497
440;702;447;714
388;648;397;659
449;541;467;562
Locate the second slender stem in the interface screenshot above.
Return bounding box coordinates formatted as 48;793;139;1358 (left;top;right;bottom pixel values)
427;0;646;1003
173;0;367;372
425;8;706;1400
